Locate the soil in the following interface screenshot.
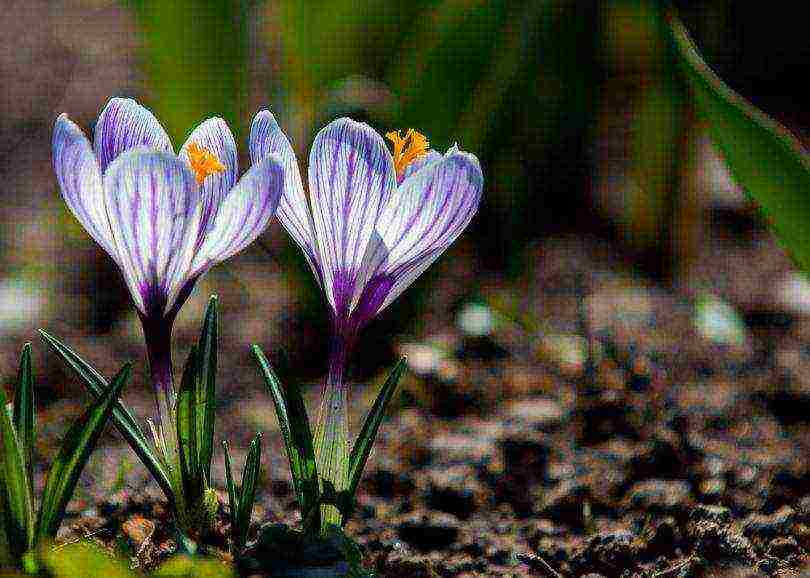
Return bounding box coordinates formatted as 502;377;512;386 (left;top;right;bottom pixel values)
29;233;809;578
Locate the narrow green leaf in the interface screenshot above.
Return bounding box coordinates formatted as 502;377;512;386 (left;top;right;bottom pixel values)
0;384;35;555
346;358;407;507
36;363;131;541
176;346;200;499
38;330;173;501
668;13;810;272
252;345;318;516
221;441;239;541
12;344;35;498
236;433;261;548
196;295;218;484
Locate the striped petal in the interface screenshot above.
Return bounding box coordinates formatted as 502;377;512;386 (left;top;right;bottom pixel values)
103;149;203;317
93;97;173;173
179;117;238;226
53;114;117;257
250;110;322;284
361;148;483;317
399;149;442;183
308;117;396;318
193;154;284;271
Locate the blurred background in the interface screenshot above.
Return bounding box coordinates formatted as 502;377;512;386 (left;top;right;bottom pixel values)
1;0;809;401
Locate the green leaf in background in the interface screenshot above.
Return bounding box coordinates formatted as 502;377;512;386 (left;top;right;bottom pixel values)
236;433;262;549
668;13;810;272
0;362;35;559
345;358;406;515
36;363;131;541
176;345;200;500
252;345;318;520
38;330;173;502
40;542;134;578
196;296;218;485
11;344;35;499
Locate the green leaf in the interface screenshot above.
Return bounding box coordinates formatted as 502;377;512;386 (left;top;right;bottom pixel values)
41;542;135;578
236;433;262;549
36;363;131;541
176;345;200;500
346;358;406;512
668;13;810;272
196;295;218;485
154;554;236;578
221;440;239;548
0;382;35;557
12;344;35;499
252;345;318;517
38;330;173;502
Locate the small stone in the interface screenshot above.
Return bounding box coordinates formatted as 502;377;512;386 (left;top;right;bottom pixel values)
397;513;460;551
768;536;799;559
572;530;638;574
540;480;590;527
122;514;155;546
624;479;693;514
502;397;565;432
690;504;732;526
424;466;485;519
742;506;795;539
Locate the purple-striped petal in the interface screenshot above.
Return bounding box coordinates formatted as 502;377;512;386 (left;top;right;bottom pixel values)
102;149;203;317
249;110;322;284
363;148;483;316
53;114;117;257
308;117;396;318
93;98;173;173
399;148;442;183
179;117;238;217
192;154;284;271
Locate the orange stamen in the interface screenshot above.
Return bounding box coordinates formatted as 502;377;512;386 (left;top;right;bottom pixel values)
186;142;225;185
386;128;429;178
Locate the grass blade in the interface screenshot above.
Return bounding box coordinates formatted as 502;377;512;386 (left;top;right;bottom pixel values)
12;344;35;497
196;295;218;485
36;363;131;540
0;382;35;556
38;330;173;501
668;13;810;273
236;433;262;548
176;346;199;499
346;358;407;509
252;345;318;516
221;440;239;547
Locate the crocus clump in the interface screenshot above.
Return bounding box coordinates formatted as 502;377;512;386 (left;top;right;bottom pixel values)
250;113;483;529
52;97;285;533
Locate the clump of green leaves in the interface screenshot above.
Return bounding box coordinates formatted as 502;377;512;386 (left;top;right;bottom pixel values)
222;435;262;552
40;296;223;541
0;344;130;570
250;345;404;570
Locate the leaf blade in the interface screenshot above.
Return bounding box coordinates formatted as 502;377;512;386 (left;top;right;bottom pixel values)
38;330;174;501
221;440;239;548
668;12;810;272
236;433;261;549
12;343;35;498
36;363;132;541
196;295;218;484
176;345;200;501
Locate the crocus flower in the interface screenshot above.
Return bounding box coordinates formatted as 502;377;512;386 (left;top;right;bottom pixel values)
52;97;284;440
249;113;483;527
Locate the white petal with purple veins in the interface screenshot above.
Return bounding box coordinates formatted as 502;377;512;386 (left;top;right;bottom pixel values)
179;117;238;216
308;117;396;317
399;149;442;183
372;149;483;314
103;149;203;316
249;110;321;284
93;98;173;173
53;114;117;257
193;154;284;271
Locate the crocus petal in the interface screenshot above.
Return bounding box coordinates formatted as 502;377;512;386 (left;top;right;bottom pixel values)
53;114;117;257
399;149;442;183
103;148;203;317
192;154;284;271
179;117;238;215
308;117;397;317
368;149;483;315
249;110;322;284
93;97;173;173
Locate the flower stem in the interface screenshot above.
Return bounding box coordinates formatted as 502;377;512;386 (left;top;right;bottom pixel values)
313;334;352;533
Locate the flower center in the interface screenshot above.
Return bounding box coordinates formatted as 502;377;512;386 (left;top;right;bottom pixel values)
386;128;429;178
186;142;225;185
